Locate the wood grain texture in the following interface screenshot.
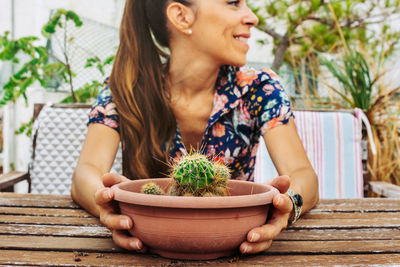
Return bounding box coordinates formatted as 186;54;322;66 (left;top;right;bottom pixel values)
291;217;400;228
0;235;121;252
277;228;400;241
1;193;400;266
0;224;111;237
0;215;101;226
0;172;29;190
312;199;400;211
0;193;79;208
0;206;91;217
1;235;399;254
0;250;400;266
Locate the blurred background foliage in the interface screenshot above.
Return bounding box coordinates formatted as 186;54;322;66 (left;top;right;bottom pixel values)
250;0;400;188
0;9;115;137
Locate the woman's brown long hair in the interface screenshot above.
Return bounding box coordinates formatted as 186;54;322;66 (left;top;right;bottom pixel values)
109;0;191;179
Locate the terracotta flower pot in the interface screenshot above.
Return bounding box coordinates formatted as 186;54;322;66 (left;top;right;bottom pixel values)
112;178;279;260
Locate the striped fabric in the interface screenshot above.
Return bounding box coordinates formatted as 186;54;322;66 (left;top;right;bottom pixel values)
254;109;364;198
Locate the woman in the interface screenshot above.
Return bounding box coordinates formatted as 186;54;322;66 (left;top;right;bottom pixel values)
71;0;319;255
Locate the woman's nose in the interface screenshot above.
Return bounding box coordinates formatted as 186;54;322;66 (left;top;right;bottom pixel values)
242;5;259;27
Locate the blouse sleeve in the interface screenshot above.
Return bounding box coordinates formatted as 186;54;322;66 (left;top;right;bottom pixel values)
251;68;293;136
88;82;120;133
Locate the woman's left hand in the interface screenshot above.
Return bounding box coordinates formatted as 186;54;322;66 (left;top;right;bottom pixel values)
239;175;293;254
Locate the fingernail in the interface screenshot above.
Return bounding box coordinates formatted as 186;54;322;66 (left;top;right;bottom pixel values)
242;245;251;254
121;219;130;229
130;241;141;250
251;232;260;242
275;195;282;206
103;189;112;199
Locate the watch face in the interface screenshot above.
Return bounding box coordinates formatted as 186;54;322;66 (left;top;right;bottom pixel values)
294;194;303;207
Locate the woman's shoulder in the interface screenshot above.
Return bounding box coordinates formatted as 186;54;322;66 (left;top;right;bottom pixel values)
88;79;120;131
230;66;286;101
96;79;114;104
233;66;292;132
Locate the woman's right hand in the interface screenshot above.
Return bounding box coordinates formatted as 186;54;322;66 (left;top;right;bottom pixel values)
95;173;147;252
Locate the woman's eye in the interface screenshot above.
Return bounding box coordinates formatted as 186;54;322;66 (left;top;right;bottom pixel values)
227;0;240;6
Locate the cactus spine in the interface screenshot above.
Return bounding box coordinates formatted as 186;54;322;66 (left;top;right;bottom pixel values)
171;153;216;195
140;151;231;197
140;182;165;195
169;152;231;197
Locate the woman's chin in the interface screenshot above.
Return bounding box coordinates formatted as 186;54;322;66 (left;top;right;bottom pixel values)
227;58;247;67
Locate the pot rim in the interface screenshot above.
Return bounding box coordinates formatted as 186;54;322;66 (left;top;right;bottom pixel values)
112;178;279;209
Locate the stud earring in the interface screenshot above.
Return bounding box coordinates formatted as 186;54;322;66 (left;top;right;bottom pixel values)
187;29;193;35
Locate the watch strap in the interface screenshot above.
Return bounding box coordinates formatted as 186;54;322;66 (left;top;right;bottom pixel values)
287;189;303;224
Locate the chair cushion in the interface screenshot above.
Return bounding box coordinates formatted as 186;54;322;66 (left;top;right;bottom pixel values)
254;109;364;198
30;104;122;195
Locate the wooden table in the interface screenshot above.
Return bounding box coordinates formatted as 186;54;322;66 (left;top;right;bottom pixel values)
0;193;399;266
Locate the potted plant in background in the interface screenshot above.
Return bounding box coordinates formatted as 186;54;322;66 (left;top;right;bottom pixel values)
320;44;400;193
0;9;115;138
0;8;116;179
249;0;400;193
112;152;279;260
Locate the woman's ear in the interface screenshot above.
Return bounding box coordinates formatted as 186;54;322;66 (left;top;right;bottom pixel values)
166;3;195;34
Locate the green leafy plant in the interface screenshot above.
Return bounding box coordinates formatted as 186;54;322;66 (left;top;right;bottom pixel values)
0;9;84;107
1;9;116;137
320;50;375;111
41;9;84;102
0;32;63;106
14;119;33;137
60;55;114;103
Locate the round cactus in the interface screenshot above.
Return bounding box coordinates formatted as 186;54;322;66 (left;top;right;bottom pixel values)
213;162;231;180
172;153;215;194
140;182;165;195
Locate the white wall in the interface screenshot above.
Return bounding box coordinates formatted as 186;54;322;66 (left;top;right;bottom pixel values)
247;28;273;65
0;0;124;38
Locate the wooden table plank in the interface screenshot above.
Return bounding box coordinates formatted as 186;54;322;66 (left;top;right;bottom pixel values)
250;254;400;266
2;193;400;211
0;206;91;217
0;193;79;208
1;235;400;254
0;235;121;252
291;217;400;229
2;214;397;230
2;224;399;241
1;193;400;266
267;240;400;254
0;224;111;237
0;250;400;267
312;199;400;211
2;206;398;220
302;211;400;219
0;250;172;267
0;215;101;226
277;228;400;241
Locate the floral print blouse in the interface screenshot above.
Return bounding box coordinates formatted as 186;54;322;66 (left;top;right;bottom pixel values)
88;65;293;181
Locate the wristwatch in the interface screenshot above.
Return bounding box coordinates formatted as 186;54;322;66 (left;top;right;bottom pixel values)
287;189;303;224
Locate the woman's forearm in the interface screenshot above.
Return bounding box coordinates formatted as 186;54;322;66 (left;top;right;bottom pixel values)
288;167;319;214
71;163;105;217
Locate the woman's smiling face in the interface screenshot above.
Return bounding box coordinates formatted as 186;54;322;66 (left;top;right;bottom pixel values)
171;0;259;67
